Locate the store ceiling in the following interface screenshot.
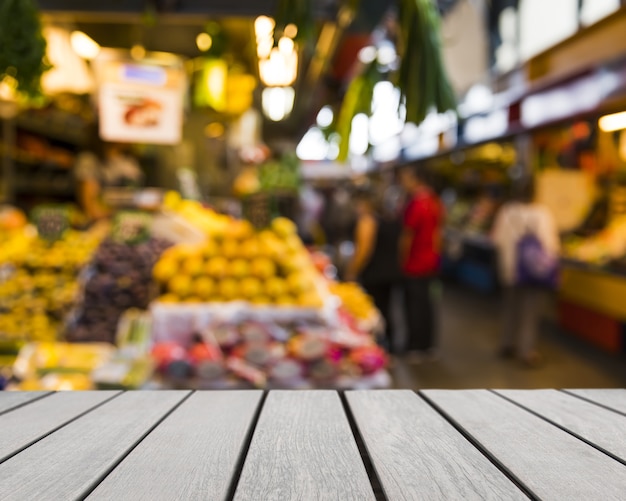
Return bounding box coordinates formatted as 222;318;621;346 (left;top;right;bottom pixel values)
38;1;346;140
36;1;461;141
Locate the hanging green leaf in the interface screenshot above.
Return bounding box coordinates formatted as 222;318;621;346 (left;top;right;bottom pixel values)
336;60;381;162
0;0;50;100
397;0;456;125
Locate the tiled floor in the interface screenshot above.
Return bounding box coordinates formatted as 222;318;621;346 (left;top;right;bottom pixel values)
390;286;626;390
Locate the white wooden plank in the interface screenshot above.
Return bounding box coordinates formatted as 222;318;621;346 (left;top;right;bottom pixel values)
234;390;375;501
0;391;50;414
423;389;626;500
564;389;626;415
0;391;189;501
346;390;527;500
0;391;119;463
88;391;263;501
496;390;626;462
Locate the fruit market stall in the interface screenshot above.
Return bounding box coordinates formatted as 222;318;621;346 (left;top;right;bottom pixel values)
0;206;107;379
558;215;626;355
147;213;388;390
2;197;388;390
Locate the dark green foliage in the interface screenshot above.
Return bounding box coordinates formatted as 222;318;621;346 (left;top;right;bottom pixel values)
0;0;49;99
397;0;456;125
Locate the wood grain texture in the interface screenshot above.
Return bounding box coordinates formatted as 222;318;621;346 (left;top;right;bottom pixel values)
564;389;626;415
346;390;527;500
0;391;49;415
423;390;626;500
0;391;189;501
88;391;263;501
234;390;375;501
0;391;118;463
496;389;626;462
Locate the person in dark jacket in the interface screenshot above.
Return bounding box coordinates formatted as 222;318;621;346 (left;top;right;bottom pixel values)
345;189;403;354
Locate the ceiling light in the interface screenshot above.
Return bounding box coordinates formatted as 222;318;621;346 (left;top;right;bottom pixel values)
70;31;100;60
205;122;225;138
255;16;275;40
196;33;213;52
284;24;298;39
131;44;146;60
599;111;626;132
259;47;298;87
257;39;273;59
262;86;295;121
376;43;397;66
278;37;295;55
350;113;370;156
316;106;334;128
357;46;377;64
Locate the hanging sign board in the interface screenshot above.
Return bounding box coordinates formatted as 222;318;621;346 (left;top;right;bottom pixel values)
95;54;186;145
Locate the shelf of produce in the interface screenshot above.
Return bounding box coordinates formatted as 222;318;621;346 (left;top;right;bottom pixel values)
15;115;88;148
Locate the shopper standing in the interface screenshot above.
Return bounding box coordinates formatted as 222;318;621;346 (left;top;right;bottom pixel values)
345;190;403;354
75;132;144;221
398;165;443;361
491;180;560;367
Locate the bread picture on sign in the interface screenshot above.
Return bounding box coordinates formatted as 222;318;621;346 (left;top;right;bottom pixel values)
123;98;163;127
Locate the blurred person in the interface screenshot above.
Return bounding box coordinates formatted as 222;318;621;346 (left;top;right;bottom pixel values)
491;179;560;367
398;165;444;361
75;133;144;221
345;189;403;354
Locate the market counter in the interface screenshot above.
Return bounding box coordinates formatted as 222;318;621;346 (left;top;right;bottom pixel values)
1;389;626;499
558;263;626;353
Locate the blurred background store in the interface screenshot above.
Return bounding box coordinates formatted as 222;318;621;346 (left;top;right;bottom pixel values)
1;0;626;391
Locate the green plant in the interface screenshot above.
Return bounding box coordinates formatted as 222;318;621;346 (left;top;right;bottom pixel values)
397;0;456;125
259;153;301;193
334;0;457;161
0;0;49;100
336;60;380;162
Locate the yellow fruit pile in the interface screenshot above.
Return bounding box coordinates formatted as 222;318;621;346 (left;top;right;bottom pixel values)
329;282;377;320
0;231;101;342
0;230;35;266
163;192;231;237
153;217;324;308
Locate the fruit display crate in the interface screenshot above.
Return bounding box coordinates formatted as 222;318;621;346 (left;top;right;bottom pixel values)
149;298;389;390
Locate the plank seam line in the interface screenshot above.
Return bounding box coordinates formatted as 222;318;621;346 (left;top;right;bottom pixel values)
77;390;195;501
0;391;53;417
560;390;626;418
225;389;268;501
490;390;626;467
417;391;538;501
0;391;123;466
339;391;387;501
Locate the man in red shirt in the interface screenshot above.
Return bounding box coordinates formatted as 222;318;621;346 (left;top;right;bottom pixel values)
398;165;443;361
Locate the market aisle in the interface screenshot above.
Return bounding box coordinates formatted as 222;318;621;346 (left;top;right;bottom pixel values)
391;286;626;390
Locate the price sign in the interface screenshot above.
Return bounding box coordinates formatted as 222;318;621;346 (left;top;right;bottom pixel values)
243;193;272;229
32;205;69;241
112;211;153;245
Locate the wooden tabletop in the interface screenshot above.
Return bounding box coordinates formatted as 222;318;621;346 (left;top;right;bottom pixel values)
1;389;625;500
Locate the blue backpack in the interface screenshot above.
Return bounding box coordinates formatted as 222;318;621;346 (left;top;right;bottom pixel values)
516;231;559;288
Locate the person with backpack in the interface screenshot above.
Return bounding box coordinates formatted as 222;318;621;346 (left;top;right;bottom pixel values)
491;179;560;367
